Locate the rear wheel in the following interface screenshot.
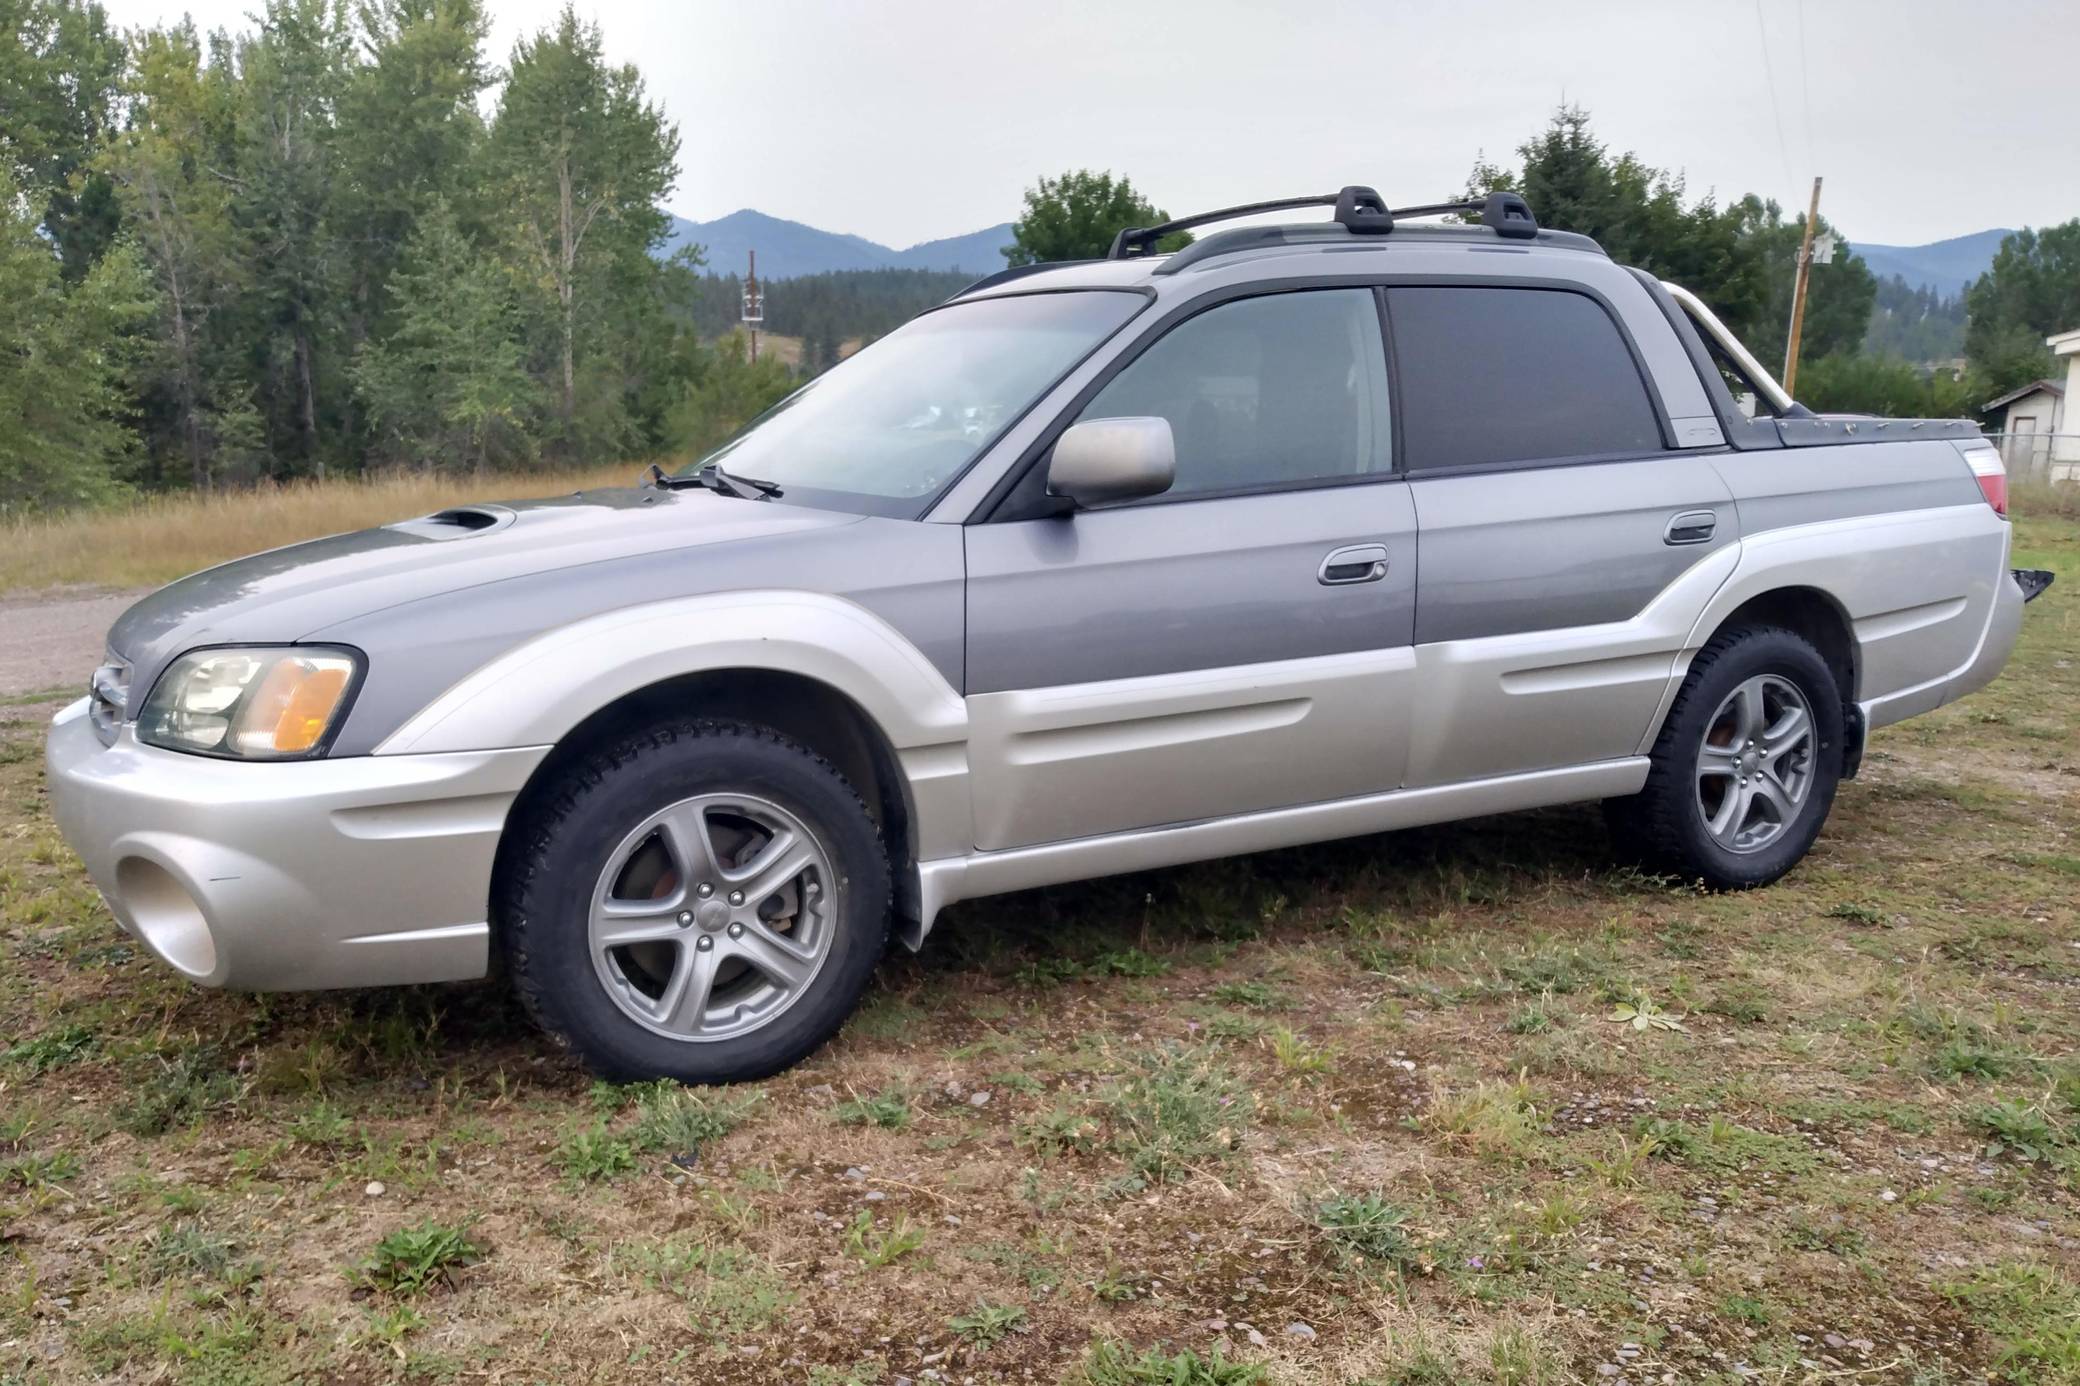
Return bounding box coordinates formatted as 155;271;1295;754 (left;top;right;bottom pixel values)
497;721;890;1083
1606;625;1844;889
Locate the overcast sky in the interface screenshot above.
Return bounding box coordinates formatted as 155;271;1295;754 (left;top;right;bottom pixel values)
96;0;2080;250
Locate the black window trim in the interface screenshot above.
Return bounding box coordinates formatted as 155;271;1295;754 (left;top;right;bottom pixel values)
1626;266;1784;451
974;271;1688;523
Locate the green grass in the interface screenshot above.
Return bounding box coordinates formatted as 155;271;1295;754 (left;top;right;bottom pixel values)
832;1086;913;1130
554;1124;637;1182
0;509;2074;1380
1945;1263;2080;1382
842;1210;926;1267
1098;1044;1255;1185
628;1083;762;1155
1078;1340;1266;1386
1312;1189;1420;1270
355;1222;482;1297
947;1299;1028;1346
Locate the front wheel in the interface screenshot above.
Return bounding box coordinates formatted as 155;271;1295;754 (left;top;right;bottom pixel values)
1606;625;1844;889
496;720;891;1083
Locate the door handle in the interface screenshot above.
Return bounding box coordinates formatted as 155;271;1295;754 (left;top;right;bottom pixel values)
1664;510;1718;545
1318;543;1389;585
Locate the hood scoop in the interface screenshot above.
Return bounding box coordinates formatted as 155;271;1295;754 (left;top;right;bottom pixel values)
386;504;516;540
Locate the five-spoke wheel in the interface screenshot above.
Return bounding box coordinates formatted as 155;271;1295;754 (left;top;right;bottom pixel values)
1694;674;1814;854
589;793;837;1042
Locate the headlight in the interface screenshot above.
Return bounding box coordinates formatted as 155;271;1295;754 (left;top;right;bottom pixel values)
137;647;361;759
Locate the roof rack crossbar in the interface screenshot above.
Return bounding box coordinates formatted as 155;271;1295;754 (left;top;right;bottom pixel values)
1108;188;1538;261
1109;186;1393;260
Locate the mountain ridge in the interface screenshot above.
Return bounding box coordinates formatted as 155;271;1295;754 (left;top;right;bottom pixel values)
656;206;2016;297
661;208;1013;279
1848;228;2012;298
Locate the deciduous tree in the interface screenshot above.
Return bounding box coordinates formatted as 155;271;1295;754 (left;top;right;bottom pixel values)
1005;170;1185;266
489;5;677;455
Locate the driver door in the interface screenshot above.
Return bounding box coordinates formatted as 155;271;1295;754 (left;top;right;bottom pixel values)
961;287;1419;851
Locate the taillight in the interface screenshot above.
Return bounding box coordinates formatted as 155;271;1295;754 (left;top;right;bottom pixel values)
1962;444;2007;517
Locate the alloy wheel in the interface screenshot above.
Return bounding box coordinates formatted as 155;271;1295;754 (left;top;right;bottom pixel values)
586;792;837;1041
1695;674;1815;854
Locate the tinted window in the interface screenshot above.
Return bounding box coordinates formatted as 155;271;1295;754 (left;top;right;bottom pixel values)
1076;288;1390;495
1389;287;1663;470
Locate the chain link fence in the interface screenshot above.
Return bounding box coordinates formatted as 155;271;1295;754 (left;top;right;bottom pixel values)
1982;432;2080;485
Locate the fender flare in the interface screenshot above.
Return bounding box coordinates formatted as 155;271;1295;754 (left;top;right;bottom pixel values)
1635;502;2007;752
374;589;968;756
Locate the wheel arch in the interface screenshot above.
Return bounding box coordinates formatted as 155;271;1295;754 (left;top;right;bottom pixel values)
1646;583;1862;776
396;592;969;950
496;667;927;939
1702;585;1858;702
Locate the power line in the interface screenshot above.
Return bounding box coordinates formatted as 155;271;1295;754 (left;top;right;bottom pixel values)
1794;0;1816;177
1752;0;1796;199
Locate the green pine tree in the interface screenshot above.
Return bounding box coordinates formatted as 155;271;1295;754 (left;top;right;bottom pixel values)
353;203;538;473
0;178;154;510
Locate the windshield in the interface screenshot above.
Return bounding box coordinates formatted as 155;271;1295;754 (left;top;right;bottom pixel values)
684;290;1144;514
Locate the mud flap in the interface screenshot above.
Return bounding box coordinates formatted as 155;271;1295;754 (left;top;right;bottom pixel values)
2013;568;2054;604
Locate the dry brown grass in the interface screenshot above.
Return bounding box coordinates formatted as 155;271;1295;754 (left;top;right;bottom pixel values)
0;465;643;595
2012;478;2080;523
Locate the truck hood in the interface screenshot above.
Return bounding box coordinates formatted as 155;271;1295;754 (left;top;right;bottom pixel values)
107;485;860;688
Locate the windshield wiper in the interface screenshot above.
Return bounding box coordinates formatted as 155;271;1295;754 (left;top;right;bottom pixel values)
645;461;783;500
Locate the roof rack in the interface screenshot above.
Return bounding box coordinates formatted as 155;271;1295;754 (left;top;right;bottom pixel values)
1108;187;1538;260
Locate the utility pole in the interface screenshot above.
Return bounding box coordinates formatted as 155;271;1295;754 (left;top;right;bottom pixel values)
741;249;763;364
1781;175;1823;395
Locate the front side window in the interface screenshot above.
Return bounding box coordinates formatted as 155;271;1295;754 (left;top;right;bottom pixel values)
1389;286;1664;470
688;290;1143;513
1074;288;1391;496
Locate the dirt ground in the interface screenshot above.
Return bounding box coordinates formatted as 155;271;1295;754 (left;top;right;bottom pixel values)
1;518;2075;1385
0;588;147;697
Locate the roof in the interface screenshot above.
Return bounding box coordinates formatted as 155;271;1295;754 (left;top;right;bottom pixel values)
1982;378;2065;412
953;222;1606;301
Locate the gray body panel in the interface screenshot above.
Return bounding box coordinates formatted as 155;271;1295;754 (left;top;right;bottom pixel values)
317;512;966;755
1409;459;1738;645
964;484;1418;849
965;485;1416;689
1710;439;1983;535
108;488;968;756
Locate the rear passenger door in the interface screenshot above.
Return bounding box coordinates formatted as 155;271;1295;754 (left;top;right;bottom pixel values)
1389;284;1738;786
962;287;1418;851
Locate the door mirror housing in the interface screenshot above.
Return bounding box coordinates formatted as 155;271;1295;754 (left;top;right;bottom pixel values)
1046;417;1175;509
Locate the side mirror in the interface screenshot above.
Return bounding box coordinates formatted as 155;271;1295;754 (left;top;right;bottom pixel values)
1046;417;1175;509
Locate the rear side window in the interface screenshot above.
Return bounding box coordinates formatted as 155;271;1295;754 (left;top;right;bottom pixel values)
1389;286;1664;471
1075;288;1391;496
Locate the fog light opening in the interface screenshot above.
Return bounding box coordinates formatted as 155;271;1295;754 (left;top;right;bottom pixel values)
114;857;218;979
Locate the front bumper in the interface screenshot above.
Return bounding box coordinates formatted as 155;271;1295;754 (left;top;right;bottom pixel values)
44;699;547;990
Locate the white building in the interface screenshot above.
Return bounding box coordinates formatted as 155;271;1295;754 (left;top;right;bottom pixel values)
1981;327;2080;483
1983;378;2064;476
2050;328;2080;483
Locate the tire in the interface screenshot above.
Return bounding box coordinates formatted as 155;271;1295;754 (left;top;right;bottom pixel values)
496;719;891;1083
1605;625;1844;890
